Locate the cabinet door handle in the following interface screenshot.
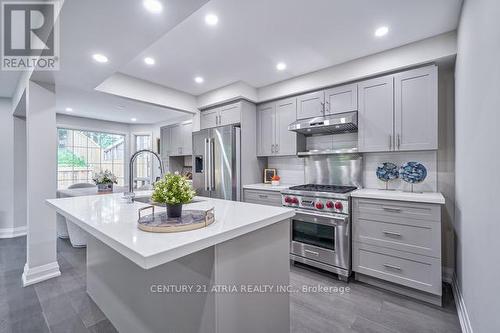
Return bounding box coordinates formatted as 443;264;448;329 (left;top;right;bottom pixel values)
382;206;402;213
325;101;330;114
383;230;402;237
305;249;319;256
271;144;274;153
320;102;325;115
389;135;392;151
397;134;401;150
258;194;268;199
383;263;402;271
275;144;279;153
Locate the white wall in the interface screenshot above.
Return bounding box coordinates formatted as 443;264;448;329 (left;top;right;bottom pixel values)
455;0;500;331
0;98;15;237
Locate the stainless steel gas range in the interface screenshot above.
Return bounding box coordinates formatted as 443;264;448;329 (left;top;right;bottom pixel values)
281;154;363;280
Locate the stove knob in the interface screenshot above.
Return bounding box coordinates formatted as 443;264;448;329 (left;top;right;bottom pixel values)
326;201;334;209
315;202;324;209
284;196;292;203
292;197;299;204
334;201;343;210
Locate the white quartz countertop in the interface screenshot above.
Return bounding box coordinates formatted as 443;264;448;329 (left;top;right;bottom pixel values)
58;186;126;198
243;183;296;192
351;188;445;204
47;191;295;269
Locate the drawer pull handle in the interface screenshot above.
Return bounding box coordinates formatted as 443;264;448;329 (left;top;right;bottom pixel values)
383;231;402;237
258;194;268;198
304;249;319;256
383;263;402;271
382;206;402;213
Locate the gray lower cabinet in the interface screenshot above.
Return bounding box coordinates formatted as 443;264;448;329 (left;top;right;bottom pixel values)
243;189;282;207
352;197;442;303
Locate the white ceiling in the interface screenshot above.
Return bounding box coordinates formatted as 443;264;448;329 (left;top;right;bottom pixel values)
120;0;463;95
56;85;189;124
1;0;462;124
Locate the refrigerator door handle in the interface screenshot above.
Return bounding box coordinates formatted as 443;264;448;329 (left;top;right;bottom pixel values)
210;138;216;190
204;138;210;191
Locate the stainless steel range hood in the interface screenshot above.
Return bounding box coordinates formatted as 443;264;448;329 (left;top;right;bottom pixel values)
288;111;358;135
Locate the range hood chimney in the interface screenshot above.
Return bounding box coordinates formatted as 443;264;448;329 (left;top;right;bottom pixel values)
288;111;358;135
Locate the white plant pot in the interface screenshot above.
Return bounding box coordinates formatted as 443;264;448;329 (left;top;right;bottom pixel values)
271;180;280;186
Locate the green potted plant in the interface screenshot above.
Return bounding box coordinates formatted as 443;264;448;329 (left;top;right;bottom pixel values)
92;170;118;192
151;172;196;218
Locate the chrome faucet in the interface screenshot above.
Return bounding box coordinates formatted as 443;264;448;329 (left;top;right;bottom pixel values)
124;149;164;202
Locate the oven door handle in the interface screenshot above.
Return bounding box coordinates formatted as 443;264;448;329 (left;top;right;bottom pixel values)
294;209;349;223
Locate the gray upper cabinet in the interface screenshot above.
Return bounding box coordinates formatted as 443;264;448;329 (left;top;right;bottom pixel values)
180;121;193;155
200;102;242;130
324;83;358;114
256;103;276;156
200;108;219;129
161;121;193;157
296;91;325;119
358;65;438;153
394;66;438;151
257;97;297;156
275;98;297;156
358;75;394;152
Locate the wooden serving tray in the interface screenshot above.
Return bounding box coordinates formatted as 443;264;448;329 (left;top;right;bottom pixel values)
137;206;215;233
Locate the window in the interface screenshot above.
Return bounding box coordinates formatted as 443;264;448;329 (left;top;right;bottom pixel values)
57;128;125;189
134;134;152;188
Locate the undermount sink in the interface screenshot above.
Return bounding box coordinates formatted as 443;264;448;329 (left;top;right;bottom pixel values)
134;196;205;206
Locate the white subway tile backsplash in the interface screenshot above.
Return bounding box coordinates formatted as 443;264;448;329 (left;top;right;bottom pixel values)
268;156;305;185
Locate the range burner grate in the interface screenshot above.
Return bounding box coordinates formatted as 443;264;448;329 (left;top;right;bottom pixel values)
288;184;357;194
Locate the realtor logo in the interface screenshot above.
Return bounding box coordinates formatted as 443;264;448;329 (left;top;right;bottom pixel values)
1;1;60;71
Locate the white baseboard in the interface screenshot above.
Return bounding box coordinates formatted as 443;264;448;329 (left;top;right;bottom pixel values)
0;226;27;238
22;261;61;287
451;273;473;333
442;266;454;284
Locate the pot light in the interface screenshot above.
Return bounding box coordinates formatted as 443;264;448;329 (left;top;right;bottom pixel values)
276;62;287;71
205;14;218;26
143;0;163;13
65;107;73;112
144;57;155;65
131;118;137;122
194;76;204;84
375;26;389;37
92;53;108;63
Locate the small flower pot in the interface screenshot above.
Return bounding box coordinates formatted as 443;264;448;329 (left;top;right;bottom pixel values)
271;180;280;186
166;203;183;218
97;183;113;193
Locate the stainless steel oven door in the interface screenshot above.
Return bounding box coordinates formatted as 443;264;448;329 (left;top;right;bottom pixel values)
290;209;350;271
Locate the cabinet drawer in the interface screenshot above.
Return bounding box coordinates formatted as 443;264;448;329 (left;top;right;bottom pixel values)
243;190;282;207
354;198;440;222
353;218;440;258
353;243;441;295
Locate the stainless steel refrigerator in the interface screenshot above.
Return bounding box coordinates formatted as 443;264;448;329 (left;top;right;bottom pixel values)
192;125;241;201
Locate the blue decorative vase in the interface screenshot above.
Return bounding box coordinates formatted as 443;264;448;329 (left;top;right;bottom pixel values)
376;162;399;190
399;162;427;192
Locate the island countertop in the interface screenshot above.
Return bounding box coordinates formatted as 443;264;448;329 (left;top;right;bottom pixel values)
47;191;295;269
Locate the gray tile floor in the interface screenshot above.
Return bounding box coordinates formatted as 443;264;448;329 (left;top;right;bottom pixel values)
1;236;461;333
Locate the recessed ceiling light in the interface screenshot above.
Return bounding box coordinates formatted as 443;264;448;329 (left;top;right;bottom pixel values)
131;118;137;122
65;107;73;112
143;0;163;13
276;62;287;71
194;76;204;84
144;57;155;65
205;14;218;26
374;26;389;37
92;53;108;63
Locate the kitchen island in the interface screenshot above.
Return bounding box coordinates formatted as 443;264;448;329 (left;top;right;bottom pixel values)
47;192;295;333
